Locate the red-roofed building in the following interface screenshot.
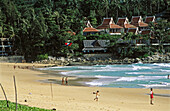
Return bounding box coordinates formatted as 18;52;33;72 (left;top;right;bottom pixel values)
83;27;99;36
85;20;93;28
109;24;124;35
96;18;114;30
131;16;148;31
127;28;139;35
145;16;156;24
117;17;136;33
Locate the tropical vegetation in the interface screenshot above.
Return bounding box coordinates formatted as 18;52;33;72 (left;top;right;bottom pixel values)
0;100;53;111
0;0;169;61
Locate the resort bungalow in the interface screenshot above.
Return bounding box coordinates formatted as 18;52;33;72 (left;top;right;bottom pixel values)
83;21;100;36
127;28;139;35
117;17;136;33
96;18;114;33
131;16;148;31
109;23;124;35
82;40;110;53
145;16;156;24
83;27;99;36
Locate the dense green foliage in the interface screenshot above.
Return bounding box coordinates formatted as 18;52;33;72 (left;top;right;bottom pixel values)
0;0;169;60
0;100;53;111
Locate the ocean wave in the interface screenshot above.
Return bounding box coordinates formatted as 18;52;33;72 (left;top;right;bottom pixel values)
60;70;90;75
138;82;170;88
126;71;169;75
116;76;167;82
85;78;117;86
153;63;170;67
85;82;104;86
132;65;152;70
95;75;118;79
161;69;170;72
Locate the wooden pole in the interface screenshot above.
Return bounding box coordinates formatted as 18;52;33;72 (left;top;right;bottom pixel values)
13;76;17;111
0;83;9;107
50;82;53;99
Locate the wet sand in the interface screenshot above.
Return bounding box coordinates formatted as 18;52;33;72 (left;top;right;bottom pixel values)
0;63;170;111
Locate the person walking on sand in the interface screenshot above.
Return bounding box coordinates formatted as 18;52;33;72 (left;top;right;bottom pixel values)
62;77;65;85
65;77;68;85
94;90;100;101
150;88;154;105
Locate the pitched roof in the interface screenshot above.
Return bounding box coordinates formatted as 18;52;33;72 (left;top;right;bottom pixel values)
139;22;148;27
110;24;123;29
83;27;99;32
96;18;114;29
83;40;110;48
145;16;155;24
86;20;93;28
102;18;113;25
117;17;129;26
96;25;110;29
131;16;142;23
124;24;136;28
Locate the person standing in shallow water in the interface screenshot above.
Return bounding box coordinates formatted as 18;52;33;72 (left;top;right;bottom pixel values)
65;77;68;85
150;88;154;105
62;77;65;85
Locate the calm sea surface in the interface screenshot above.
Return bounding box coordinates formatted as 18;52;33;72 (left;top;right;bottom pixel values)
38;63;170;89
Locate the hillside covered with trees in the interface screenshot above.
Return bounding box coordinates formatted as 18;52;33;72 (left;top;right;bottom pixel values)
0;0;169;61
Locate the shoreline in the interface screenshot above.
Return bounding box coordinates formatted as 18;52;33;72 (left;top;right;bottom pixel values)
0;63;170;111
34;64;170;90
33;69;98;87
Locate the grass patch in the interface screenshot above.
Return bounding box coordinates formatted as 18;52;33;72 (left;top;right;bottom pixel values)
0;100;54;111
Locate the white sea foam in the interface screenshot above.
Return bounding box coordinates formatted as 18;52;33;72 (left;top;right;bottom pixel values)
60;70;90;75
153;63;170;67
138;82;170;88
85;81;104;86
161;69;170;72
132;65;152;70
85;78;116;86
116;76;167;82
126;71;169;75
95;75;118;79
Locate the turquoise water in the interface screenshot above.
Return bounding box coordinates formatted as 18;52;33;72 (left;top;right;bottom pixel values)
38;63;170;89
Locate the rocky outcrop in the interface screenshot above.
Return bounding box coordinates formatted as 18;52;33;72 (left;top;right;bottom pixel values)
33;53;170;66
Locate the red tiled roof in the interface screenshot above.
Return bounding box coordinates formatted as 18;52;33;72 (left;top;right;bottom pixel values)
145;17;154;24
96;18;113;29
139;22;148;27
83;27;99;32
110;24;123;29
96;25;109;29
103;18;112;25
124;24;136;28
131;16;140;23
117;18;126;26
131;22;148;27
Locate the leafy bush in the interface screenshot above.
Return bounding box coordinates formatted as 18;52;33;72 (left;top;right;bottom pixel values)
0;100;53;111
36;54;48;61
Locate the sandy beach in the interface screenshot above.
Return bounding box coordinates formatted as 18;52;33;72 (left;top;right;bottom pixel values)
0;63;169;111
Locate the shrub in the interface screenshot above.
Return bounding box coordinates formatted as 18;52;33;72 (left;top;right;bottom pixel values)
36;54;48;61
